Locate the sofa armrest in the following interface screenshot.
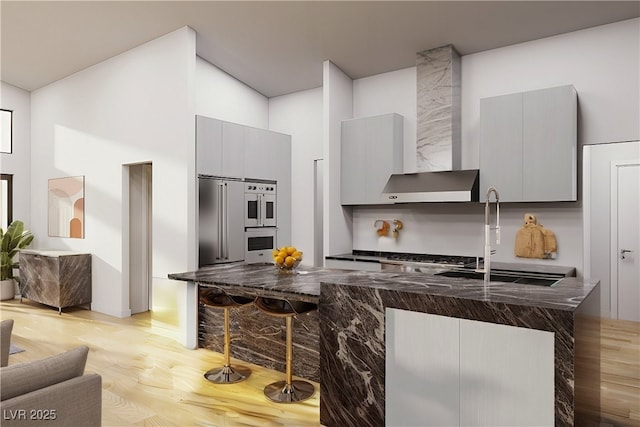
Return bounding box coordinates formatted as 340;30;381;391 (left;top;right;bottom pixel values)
0;373;102;427
0;319;14;367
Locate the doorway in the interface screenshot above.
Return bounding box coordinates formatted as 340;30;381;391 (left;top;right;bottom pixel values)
128;163;152;314
314;159;324;267
584;141;640;319
610;160;639;321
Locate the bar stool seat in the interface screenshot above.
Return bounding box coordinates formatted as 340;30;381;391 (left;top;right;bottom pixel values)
200;287;254;384
254;297;317;403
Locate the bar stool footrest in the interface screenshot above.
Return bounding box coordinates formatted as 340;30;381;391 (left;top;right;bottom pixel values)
264;380;315;403
204;364;251;384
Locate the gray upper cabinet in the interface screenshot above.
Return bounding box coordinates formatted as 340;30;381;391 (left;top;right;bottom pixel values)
341;113;404;205
222;121;245;178
196;115;223;176
244;126;290;181
480;85;577;202
196;115;244;178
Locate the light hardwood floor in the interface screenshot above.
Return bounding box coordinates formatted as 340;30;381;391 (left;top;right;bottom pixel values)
2;299;639;426
598;318;640;426
1;299;319;426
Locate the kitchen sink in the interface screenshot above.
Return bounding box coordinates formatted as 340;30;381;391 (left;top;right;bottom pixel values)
434;269;561;287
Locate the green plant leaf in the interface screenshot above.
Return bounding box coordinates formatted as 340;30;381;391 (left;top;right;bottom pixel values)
0;220;33;281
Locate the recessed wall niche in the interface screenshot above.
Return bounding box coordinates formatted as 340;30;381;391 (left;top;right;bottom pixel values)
48;176;85;238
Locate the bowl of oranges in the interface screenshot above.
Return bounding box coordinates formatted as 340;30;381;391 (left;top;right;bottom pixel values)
272;246;303;274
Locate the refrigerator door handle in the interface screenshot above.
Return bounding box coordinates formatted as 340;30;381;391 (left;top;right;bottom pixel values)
218;183;224;260
223;183;228;259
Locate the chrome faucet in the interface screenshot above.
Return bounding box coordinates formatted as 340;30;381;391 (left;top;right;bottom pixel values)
476;187;500;284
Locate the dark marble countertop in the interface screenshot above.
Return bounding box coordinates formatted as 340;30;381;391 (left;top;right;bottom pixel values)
326;251;577;277
168;262;597;311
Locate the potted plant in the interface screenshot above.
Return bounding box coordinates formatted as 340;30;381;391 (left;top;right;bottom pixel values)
1;220;34;300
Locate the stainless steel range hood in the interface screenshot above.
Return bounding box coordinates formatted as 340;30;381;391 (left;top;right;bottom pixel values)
381;169;480;203
380;45;478;204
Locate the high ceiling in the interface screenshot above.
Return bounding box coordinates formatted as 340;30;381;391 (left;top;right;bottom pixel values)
2;1;639;97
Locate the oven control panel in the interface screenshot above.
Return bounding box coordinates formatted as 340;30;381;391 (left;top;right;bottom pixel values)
245;182;276;194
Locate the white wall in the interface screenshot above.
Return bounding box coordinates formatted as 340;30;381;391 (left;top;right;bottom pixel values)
30;27;197;318
462;17;640;166
584;141;640;317
348;18;639;275
353;67;418;173
323;61;354;260
269;87;323;265
0;82;31;227
195;56;268;128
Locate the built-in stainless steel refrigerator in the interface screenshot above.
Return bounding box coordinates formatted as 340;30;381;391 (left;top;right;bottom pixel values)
198;176;245;266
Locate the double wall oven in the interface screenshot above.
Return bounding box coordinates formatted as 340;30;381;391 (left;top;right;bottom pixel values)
244;181;276;227
244;179;277;264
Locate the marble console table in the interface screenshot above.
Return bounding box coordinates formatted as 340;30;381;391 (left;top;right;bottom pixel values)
169;263;600;425
19;250;92;314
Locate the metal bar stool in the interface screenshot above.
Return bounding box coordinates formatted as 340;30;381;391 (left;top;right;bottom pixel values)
200;287;254;384
254;296;317;403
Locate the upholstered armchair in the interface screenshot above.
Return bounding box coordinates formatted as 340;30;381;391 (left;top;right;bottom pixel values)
0;345;102;426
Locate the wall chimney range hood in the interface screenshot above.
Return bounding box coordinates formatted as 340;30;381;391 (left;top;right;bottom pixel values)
382;170;480;203
381;44;478;203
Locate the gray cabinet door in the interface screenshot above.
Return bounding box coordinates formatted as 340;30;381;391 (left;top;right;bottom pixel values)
523;85;577;201
340;119;367;204
480;93;524;202
196;116;245;178
221;121;245;178
479;85;577;202
196;115;222;175
244;126;269;179
341;113;403;205
386;309;554;426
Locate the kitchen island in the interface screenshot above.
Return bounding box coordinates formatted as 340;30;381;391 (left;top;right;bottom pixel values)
168;263;600;426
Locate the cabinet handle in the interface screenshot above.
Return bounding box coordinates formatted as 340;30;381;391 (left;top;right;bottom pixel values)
621;249;633;260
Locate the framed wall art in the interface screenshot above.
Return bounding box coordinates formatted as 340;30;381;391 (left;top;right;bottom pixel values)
48;176;85;238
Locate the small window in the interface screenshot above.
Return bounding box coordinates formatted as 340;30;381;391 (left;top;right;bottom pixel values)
0;109;13;154
1;174;13;230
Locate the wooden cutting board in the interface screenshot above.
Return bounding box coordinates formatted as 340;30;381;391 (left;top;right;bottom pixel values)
515;214;557;259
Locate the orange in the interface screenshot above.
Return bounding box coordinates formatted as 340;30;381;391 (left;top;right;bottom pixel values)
286;246;296;255
275;256;285;265
292;251;303;260
284;256;296;267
